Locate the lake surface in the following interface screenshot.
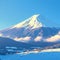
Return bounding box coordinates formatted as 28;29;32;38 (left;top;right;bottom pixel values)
0;52;60;60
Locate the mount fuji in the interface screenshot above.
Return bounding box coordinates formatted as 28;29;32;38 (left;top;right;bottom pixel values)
0;14;60;43
0;14;60;55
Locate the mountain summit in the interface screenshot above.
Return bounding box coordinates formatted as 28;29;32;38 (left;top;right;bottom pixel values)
12;14;43;29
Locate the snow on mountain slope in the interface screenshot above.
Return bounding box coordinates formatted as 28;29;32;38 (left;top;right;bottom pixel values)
12;14;43;29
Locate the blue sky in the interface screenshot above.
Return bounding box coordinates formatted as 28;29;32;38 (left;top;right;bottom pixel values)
0;0;60;30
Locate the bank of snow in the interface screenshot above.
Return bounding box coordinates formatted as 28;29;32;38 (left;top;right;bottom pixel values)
16;48;60;55
41;48;60;52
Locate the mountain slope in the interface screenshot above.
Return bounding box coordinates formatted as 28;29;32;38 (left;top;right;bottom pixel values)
0;37;32;49
0;14;60;42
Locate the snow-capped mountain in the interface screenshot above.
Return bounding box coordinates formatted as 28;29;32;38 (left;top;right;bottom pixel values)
0;14;60;55
0;14;60;42
12;14;43;29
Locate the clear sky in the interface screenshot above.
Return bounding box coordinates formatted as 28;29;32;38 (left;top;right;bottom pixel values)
0;0;60;30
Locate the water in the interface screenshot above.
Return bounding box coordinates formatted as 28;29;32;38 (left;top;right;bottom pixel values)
0;52;60;60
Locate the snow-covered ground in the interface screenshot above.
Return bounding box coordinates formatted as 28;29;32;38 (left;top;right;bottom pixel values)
18;48;60;55
41;48;60;52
